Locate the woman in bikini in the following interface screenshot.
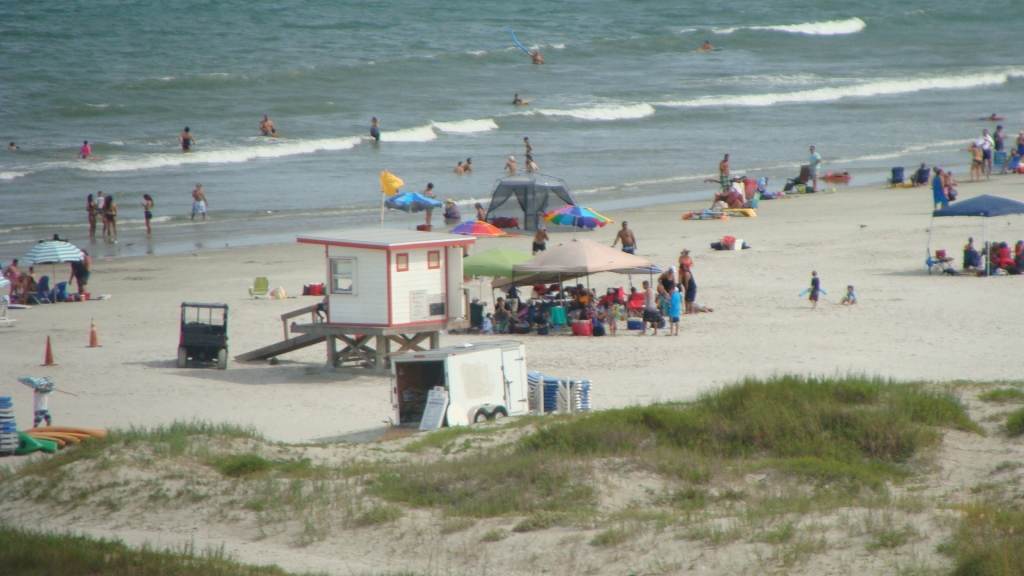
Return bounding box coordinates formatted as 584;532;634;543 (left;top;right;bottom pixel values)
142;194;154;234
87;193;98;237
103;195;118;237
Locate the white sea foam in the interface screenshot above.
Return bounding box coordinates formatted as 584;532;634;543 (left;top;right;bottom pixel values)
0;171;28;180
714;17;866;36
431;118;498;133
467;50;487;56
85;103;111;108
533;103;655;121
379;125;437;142
656;73;1009;108
108;141;124;146
77;137;362;173
550;43;566;49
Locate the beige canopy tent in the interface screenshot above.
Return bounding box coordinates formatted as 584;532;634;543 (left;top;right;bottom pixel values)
491;238;653;290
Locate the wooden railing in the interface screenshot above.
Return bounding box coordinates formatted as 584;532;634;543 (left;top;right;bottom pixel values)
280;304;322;340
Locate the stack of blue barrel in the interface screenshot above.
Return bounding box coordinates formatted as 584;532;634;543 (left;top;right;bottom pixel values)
0;397;17;456
570;380;592;412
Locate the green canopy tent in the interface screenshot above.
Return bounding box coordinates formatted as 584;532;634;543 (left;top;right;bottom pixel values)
462;247;533;305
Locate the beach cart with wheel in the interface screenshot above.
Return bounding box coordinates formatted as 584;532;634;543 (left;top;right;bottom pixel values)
178;302;229;370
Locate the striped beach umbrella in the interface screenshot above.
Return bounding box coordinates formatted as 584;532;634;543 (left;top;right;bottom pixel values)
0;277;9;290
23;241;84;265
450;220;506;237
542;206;613;229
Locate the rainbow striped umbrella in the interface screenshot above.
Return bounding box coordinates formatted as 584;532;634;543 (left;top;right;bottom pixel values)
542;206;613;229
450;220;506;237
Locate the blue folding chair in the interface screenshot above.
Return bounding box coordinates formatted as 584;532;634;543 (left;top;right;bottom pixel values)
35;276;52;304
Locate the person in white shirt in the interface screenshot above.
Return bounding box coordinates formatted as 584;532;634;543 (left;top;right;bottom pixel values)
808;145;822;192
640;280;659;336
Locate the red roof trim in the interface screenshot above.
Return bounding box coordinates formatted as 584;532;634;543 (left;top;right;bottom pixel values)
298;237;473;250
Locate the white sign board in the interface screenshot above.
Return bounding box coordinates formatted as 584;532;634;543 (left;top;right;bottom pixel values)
410;290;428;321
419;386;449;431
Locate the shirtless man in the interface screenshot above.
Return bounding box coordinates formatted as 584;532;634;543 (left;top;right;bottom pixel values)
464;158;473;172
530;49;545;65
512;94;523;104
179;127;195;152
532;226;549;255
475;202;487;221
191;184;207;221
612;221;637;254
8;142;19;151
525;155;538;173
524;137;533;156
80;140;92;159
698;40;715;52
454;161;465;174
259;115;277;137
504;156;517;175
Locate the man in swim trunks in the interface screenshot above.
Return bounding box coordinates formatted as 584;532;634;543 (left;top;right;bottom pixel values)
505;156;517;175
532;226;549;255
464;158;472;173
260;115;277;137
640;280;658;336
698;40;714;52
969;142;983;181
370;117;380;141
524;137;533;156
80;140;91;159
612;221;637;254
191;184;207;221
530;49;545;65
808;145;821;192
179;127;194;152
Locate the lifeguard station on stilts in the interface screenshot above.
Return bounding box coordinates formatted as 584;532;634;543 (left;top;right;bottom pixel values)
236;229;475;371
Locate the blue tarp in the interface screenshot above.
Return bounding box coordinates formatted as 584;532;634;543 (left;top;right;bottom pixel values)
384;192;443;213
933;194;1024;218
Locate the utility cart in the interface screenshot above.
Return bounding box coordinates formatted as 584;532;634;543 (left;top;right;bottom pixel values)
178;302;229;370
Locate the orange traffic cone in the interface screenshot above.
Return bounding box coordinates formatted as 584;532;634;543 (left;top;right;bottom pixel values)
42;336;56;366
88;318;101;348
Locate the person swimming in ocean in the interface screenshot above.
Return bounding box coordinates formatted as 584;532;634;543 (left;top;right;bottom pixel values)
179;127;194;152
370;117;380;142
259;115;277;137
80;140;91;159
513;94;523;104
698;40;715;52
8;142;19;151
530;49;545;65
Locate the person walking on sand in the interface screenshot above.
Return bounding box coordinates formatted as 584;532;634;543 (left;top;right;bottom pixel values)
191;184;207;221
259;115;277;137
179;127;195;152
423;183;436;228
80;140;91;159
668;285;682;336
102;195;118;237
530;49;545;65
532;226;549;254
809;271;821;310
142;194;154;233
808;146;821;192
69;250;91;296
612;221;637;254
932;168;948;209
524;137;533;156
505;156;518;175
86;193;99;237
640;280;658;336
370;117;380;142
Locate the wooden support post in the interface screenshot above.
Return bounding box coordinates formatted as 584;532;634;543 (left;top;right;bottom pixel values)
326;335;338;367
429;331;440;350
374;335;386;373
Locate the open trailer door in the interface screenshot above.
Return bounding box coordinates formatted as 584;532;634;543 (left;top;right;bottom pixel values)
501;344;528;416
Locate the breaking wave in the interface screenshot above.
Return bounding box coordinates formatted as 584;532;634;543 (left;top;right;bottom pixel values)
714;17;866;36
379;125;437;143
431;118;498;133
532;103;655;121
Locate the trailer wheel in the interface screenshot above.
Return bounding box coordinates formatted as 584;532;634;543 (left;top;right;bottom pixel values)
217;349;228;370
177;346;188;368
491;407;508;421
473;409;490;423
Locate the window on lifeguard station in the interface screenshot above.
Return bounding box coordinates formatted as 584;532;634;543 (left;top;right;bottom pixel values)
331;258;356;294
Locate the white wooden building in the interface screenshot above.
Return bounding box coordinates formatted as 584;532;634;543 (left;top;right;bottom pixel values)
297;229;475;328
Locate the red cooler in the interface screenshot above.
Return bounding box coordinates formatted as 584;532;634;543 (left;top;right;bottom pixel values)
572;320;593;336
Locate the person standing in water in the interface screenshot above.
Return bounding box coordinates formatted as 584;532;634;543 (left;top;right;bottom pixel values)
191;184;207;221
142;194;154;234
86;193;99;237
179;127;195;152
370;117;380;142
464;158;473;173
505;156;517;175
95;192;107;235
80;140;92;159
530;49;545;65
524;137;533;156
259;115;277;137
102;195;118;237
525;155;538;173
698;40;715;52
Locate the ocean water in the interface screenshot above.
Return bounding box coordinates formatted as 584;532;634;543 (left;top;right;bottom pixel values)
1;1;1021;260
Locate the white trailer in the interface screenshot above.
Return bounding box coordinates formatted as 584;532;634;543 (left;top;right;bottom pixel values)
390;341;529;427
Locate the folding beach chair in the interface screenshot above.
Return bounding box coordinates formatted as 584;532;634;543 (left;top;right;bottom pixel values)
248;277;270;299
35;276;52;304
926;249;955;275
0;296;16;327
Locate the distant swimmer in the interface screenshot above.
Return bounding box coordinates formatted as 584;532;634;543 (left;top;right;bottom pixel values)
454;160;465;174
530;49;546;65
505;156;518;175
464;158;473;173
179;127;195;152
512;93;531;105
80;140;92;159
8;142;19;151
370;117;381;141
259;115;277;137
981;113;1004;121
698;40;715;52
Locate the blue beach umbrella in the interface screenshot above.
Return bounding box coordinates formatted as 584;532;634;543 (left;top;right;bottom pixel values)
385;192;443;213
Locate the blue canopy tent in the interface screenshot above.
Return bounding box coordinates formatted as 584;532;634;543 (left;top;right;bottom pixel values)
930;194;1024;274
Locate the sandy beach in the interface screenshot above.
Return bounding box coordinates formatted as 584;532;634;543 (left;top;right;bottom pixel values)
3;177;1024;442
3;175;1024;574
